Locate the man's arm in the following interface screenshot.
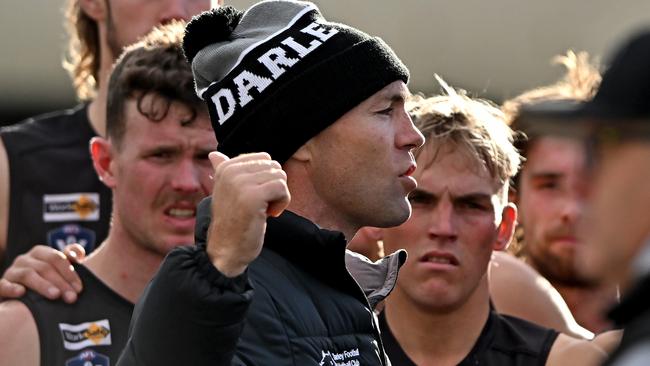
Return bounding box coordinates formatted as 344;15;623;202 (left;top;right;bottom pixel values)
546;333;607;366
118;152;290;366
117;245;254;366
0;300;40;366
489;251;594;339
0;137;10;271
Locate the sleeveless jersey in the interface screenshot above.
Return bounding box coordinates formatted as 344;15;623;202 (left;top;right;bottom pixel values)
19;264;134;366
0;104;112;272
380;307;559;366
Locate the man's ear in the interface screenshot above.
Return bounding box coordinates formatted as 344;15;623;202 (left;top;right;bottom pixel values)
90;137;116;189
495;203;517;251
291;143;312;163
79;0;108;22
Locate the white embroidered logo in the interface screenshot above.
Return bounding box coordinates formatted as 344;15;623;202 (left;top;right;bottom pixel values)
209;19;339;125
319;348;360;366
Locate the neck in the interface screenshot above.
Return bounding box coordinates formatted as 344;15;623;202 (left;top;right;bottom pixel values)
383;277;491;366
83;218;164;304
285;161;357;240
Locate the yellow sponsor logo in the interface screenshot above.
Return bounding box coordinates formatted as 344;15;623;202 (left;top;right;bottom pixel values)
73;195;98;219
83;323;110;345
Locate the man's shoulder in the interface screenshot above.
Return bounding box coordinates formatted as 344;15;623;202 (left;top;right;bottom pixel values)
0;300;39;366
489;312;560;356
19;264;133;324
0;299;37;327
546;333;607;366
0;104;91;153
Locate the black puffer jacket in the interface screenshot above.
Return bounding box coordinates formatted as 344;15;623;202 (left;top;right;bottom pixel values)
604;272;650;366
118;199;402;366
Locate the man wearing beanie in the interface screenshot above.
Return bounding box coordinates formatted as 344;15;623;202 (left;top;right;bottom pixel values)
117;1;424;365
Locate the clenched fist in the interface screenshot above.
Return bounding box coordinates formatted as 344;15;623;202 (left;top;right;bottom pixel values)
206;152;291;277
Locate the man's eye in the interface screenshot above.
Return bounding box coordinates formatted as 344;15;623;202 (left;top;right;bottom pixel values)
408;194;431;205
376;107;393;115
150;151;173;160
536;181;558;190
457;200;488;211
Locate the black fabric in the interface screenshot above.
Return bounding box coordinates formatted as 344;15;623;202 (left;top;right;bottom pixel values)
118;206;388;366
379;306;559;366
0;104;111;273
604;274;650;365
19;264;134;366
584;29;650;120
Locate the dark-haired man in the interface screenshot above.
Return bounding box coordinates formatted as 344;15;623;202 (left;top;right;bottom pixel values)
0;22;217;366
502;51;617;334
515;30;650;366
0;0;213;283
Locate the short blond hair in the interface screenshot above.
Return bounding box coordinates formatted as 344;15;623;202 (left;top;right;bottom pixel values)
409;76;521;192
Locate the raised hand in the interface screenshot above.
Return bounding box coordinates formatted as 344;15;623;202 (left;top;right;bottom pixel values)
206;152;290;277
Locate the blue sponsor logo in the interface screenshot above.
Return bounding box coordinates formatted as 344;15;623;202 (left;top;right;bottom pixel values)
65;349;109;366
47;224;96;252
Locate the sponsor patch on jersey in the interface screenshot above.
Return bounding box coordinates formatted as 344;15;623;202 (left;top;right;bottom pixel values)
43;193;100;222
59;319;111;351
319;348;360;366
47;224;96;252
65;349;110;366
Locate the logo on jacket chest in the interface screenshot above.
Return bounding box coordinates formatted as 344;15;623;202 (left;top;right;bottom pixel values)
65;349;110;366
47;224;96;252
58;319;111;351
320;348;360;366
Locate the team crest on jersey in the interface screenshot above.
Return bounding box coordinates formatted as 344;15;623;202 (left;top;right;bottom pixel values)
65;349;110;366
59;319;111;351
319;348;360;366
47;224;96;252
43;193;100;222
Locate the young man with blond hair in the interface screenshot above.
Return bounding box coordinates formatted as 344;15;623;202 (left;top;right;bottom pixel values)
375;80;606;365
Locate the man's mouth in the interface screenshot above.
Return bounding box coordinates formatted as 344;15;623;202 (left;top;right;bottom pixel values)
165;207;196;219
420;252;459;266
401;163;417;177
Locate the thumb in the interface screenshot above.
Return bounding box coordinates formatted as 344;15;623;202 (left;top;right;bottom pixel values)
267;190;291;218
0;278;26;300
208;151;229;169
63;244;86;263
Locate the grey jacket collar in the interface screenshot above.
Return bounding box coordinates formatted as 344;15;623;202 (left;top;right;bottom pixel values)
345;249;407;310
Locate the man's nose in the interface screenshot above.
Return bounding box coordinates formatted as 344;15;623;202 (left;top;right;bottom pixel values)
171;159;202;192
397;112;425;151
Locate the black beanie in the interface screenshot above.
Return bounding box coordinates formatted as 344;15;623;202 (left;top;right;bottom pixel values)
183;0;409;164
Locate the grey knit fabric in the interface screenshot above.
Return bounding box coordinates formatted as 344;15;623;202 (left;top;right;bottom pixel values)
192;0;316;97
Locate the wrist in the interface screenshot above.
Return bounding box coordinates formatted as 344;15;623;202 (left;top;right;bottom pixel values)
207;247;249;278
